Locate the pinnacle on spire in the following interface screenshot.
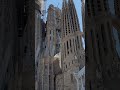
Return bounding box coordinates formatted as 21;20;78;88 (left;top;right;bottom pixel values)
62;0;67;8
68;0;74;5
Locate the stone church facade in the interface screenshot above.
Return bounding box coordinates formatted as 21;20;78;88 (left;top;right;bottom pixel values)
38;0;85;90
61;0;84;90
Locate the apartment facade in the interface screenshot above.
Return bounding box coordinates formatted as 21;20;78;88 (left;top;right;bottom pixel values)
85;0;120;89
0;0;35;90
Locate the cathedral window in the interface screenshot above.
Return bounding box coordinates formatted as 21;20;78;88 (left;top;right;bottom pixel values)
77;36;80;49
75;39;77;51
66;28;67;35
64;43;66;58
69;29;70;33
67;41;69;49
68;51;69;54
73;39;75;52
66;65;67;68
76;27;77;31
70;39;72;53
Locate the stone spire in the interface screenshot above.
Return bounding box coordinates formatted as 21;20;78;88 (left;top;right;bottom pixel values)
61;0;85;89
68;0;81;32
62;0;67;8
68;0;74;4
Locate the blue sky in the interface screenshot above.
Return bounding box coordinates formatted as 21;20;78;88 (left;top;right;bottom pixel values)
46;0;83;32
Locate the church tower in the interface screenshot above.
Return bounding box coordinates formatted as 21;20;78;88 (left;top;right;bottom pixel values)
61;0;85;90
43;4;61;90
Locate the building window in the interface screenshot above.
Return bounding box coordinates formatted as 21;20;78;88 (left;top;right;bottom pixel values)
70;39;72;53
64;43;66;58
69;29;70;33
75;39;77;51
73;39;75;52
66;28;67;35
67;41;69;54
77;36;80;49
68;51;69;54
